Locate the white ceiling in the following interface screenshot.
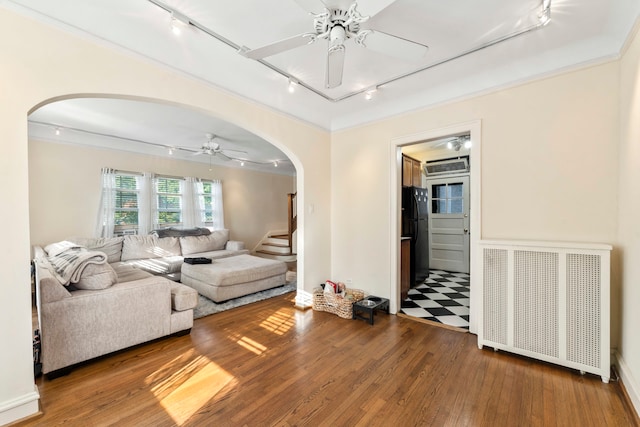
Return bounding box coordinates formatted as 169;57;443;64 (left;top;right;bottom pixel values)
28;98;297;175
6;0;640;173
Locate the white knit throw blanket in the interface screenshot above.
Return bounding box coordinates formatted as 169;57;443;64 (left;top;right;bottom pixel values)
46;241;107;285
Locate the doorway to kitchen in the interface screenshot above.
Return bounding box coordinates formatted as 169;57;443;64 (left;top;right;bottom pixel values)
392;121;481;334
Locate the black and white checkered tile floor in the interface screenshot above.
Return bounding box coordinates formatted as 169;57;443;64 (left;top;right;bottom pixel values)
400;270;470;330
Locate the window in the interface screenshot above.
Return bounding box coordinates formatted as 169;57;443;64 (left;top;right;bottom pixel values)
114;174;140;235
199;181;215;226
432;183;464;214
156;177;182;226
97;169;224;238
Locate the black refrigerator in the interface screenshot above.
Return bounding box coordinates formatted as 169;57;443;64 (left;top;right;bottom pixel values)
402;186;430;286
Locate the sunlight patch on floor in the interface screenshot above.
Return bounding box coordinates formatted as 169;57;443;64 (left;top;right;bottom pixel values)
237;336;268;355
146;352;237;425
259;309;295;335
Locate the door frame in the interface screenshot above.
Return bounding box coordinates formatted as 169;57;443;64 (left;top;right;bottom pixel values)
389;120;482;334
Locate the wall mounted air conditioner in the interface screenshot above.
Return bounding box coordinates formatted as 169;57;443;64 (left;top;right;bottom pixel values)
424;158;469;176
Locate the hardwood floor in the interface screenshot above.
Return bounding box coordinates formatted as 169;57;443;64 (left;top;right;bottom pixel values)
17;292;638;427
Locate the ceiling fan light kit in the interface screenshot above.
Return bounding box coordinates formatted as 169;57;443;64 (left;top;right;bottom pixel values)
148;0;553;102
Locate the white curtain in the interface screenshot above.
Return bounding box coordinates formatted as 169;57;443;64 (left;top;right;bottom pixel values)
182;177;204;229
94;168;116;238
137;172;156;234
211;180;225;230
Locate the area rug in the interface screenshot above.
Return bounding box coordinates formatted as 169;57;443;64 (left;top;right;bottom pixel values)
193;282;296;319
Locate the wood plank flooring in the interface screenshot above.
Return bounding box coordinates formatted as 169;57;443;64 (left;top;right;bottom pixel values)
16;292;638;426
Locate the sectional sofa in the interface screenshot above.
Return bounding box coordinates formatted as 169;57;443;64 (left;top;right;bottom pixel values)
33;228;255;377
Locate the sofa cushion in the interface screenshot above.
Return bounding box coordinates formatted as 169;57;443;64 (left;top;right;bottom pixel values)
169;283;198;311
67;236;124;263
180;229;229;255
121;256;184;275
121;235;181;261
111;262;155;282
74;263;118;290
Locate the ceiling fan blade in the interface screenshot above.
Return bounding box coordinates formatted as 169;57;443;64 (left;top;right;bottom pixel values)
222;148;249;155
322;0;355;10
356;0;396;18
359;30;428;61
242;33;314;60
326;44;345;89
293;0;326;14
217;152;233;161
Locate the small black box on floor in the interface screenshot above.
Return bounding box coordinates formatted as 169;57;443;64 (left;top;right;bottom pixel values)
352;296;389;325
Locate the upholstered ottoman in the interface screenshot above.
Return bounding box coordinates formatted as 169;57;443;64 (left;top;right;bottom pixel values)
180;254;288;302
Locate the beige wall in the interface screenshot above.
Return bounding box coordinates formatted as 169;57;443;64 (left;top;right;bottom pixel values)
28;139;294;249
618;23;640;409
0;8;330;424
331;62;619;301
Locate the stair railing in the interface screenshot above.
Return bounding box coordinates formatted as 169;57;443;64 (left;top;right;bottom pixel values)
287;192;297;254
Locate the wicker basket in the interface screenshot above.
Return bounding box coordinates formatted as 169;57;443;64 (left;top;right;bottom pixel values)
312;287;365;319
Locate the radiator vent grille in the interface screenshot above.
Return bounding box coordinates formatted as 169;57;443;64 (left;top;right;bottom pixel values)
482;248;508;345
479;240;611;382
567;254;601;368
513;250;559;358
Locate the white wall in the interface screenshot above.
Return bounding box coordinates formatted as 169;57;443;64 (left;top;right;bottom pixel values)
28;139;294;249
0;8;330;425
617;22;640;412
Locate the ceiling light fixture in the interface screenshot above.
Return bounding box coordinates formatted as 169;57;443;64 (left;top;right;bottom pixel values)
54;127;61;136
170;10;190;35
240;161;245;166
287;78;298;93
274;161;278;167
539;0;551;26
447;136;471;151
364;87;378;101
168;147;173;155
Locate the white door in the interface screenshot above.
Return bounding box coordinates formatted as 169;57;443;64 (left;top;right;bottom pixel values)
427;175;470;273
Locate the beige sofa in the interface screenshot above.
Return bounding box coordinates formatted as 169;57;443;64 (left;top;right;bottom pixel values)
34;229;276;377
34;228;246;377
34;246;198;378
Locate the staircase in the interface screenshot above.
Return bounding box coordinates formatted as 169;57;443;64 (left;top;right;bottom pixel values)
254;193;298;268
254;232;297;272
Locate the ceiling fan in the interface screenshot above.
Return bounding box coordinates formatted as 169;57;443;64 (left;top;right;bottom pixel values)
187;133;247;161
240;0;429;89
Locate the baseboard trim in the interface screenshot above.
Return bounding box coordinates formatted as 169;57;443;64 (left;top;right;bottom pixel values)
295;289;312;309
0;387;40;426
614;351;640;421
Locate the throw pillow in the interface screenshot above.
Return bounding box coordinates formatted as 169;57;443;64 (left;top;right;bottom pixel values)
180;229;229;255
121;235;181;261
66;236;124;263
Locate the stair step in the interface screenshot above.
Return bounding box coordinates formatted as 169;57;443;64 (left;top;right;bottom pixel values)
263;242;290;248
255;250;297;263
264;237;288;245
260;244;292;255
257;249;295;256
270;234;288;239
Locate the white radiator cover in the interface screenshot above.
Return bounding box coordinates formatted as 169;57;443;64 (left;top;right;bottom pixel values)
479;240;612;382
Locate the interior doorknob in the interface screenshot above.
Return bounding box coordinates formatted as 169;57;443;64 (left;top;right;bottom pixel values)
464;228;469;234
